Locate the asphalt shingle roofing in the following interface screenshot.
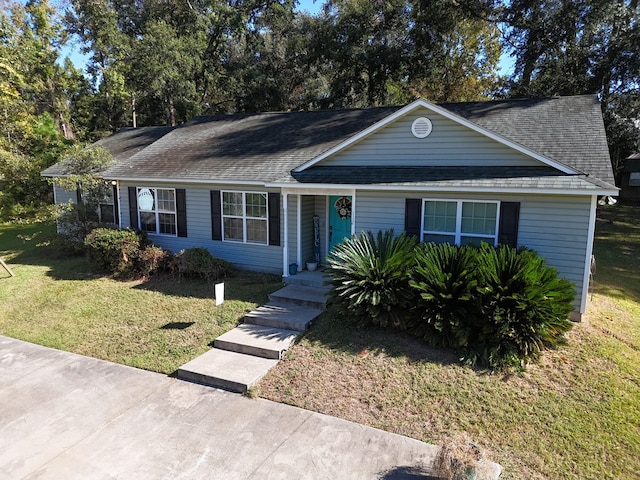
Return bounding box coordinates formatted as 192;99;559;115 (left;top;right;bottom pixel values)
289;166;614;191
42;126;174;177
94;95;614;191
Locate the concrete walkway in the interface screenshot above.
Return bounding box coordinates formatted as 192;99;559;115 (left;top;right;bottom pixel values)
178;273;330;393
0;335;441;480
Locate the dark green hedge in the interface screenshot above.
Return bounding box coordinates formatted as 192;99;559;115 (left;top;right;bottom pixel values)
328;230;575;370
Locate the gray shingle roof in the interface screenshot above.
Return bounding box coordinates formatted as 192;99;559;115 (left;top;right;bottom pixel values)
287;166;612;191
103;108;396;182
441;95;615;185
41;126;174;177
94;95;614;191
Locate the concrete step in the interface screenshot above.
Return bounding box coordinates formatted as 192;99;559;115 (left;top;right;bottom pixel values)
177;348;278;393
284;271;332;288
214;324;299;360
269;284;329;310
244;302;323;332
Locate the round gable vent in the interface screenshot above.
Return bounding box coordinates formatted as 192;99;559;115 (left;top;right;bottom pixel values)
411;117;433;138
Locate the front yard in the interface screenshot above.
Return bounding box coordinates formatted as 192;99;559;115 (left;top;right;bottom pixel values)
0;223;282;374
1;204;638;479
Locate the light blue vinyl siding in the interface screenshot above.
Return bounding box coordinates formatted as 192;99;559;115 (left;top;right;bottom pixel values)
54;184;77;205
322;107;541;168
118;182;283;274
355;190;592;312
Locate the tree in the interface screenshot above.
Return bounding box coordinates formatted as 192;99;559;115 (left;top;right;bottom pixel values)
500;0;640;173
0;0;81;220
306;0;503;107
64;0;132;131
51;144;115;242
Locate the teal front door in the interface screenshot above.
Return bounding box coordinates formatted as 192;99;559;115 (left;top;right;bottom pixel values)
328;195;353;252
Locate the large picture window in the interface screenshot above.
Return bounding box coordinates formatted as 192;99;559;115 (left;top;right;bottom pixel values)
222;191;268;244
137;187;177;235
422;199;499;245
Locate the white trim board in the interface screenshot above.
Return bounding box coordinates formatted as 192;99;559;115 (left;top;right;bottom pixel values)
276;183;617;197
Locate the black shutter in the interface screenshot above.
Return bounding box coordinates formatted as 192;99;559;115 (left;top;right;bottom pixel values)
404;198;422;239
75;186;82;204
176;189;187;237
498;202;520;247
268;192;280;246
112;183;120;226
210;190;222;240
128;187;139;229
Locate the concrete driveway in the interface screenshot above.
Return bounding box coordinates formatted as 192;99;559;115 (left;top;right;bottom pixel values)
0;336;438;479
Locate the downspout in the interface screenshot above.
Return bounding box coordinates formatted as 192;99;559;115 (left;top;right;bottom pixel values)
282;193;289;278
296;194;302;272
578;195;598;321
113;180;121;227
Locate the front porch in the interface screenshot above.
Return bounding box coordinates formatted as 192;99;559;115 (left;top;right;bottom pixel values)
280;190;355;279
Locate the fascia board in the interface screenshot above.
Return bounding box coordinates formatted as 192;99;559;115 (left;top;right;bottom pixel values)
269;182;618;196
103;176;266;186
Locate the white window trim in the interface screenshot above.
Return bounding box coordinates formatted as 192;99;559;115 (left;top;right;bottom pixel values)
421;198;500;246
97;187;115;224
137;187;178;237
221;190;269;245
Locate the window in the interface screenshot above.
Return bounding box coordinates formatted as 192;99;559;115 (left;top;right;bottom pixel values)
98;189;115;224
137;187;176;235
422;199;499;245
222;191;268;244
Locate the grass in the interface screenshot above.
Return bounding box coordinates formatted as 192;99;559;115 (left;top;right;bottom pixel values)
1;207;638;479
257;204;640;480
0;222;282;374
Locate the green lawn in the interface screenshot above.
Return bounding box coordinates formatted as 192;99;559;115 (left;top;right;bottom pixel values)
257;204;640;480
0;222;282;374
1;207;638;479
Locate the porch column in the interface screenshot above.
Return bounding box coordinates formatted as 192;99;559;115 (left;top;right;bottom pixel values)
282;193;289;277
296;194;302;271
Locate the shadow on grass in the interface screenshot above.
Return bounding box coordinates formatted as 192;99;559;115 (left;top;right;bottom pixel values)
3;224;101;281
303;304;462;368
132;271;282;303
161;322;195;330
2;222;284;301
592;207;640;302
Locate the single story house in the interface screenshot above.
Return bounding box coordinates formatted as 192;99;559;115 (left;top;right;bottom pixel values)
43;95;617;321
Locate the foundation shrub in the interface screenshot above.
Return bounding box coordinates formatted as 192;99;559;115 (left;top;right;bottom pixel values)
329;235;576;370
327;230;417;328
467;243;575;370
408;243;481;348
137;245;171;278
84;227;147;277
170;247;233;281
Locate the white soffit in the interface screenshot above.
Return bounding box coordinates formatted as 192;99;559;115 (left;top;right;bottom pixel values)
292;98;581;175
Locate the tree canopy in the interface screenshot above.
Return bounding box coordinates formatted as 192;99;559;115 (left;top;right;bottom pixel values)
0;0;638;219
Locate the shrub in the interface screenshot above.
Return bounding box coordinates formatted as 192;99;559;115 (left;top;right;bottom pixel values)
170;247;233;281
327;230;417;328
408;242;575;370
409;243;481;348
84;228;147;277
466;243;575;370
137;245;171;278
